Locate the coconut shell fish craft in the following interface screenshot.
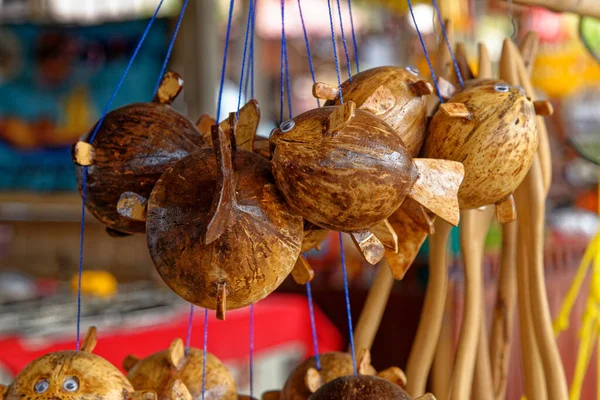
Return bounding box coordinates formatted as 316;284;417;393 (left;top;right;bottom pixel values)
0;327;155;400
308;375;435;400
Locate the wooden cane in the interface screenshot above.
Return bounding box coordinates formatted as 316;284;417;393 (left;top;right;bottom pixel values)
431;287;455;400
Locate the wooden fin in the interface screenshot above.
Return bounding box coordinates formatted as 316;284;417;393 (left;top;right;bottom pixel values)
168;380;192;400
519;31;539;75
0;385;7;398
153;71;183;105
360;85;396;115
196;114;217;145
410;80;434;97
81;326;97;353
106;227;132;238
327;101;356;134
291;255;314;284
253;137;271;159
217;100;260;151
357;348;375;375
455;42;474;80
117;192;148;222
205;125;235;245
128;391;157;400
217;282;227;320
415;394;436;400
261;392;281;400
312;82;339;101
477;43;492;79
351;230;385;265
123;355;141;372
305;367;323;393
377;367;407;388
370;219;398;253
72;141;94;166
227;112;238;152
396;197;435;235
301;222;330;252
440;103;470;118
495;194;517;223
168;338;185;369
533;100;553;117
408;159;464;226
437;77;458;101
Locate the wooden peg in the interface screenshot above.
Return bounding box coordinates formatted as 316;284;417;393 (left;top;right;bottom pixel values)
260;391;281;400
437;77;457;101
205;125;235;245
81;326;97;353
305;367;323;393
123;355;141;372
169;380;192;400
312;82;339;100
72;141;95;166
327;101;356;134
357;348;373;375
377;367;407;388
415;394;436;400
128;391;157;400
351;230;385;265
370;219;398;253
440;103;470;118
496;194;517;223
153;71;183;105
533;100;553;117
117;192;148;222
291;255;314;284
411;80;434;97
168;338;185;369
106;227;132;237
478;43;492;79
360;85;396;115
217;282;227;320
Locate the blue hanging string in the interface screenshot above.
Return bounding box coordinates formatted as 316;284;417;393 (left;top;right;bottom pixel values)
297;0;320;107
279;0;293;123
326;0;344;103
283;38;293;119
306;279;322;370
184;304;194;355
216;0;236;121
339;233;357;374
236;0;255;113
406;0;444;102
249;303;255;397
202;308;209;400
334;0;353;81
250;0;257;99
76;0;166;351
152;0;190;96
430;0;464;88
346;0;360;73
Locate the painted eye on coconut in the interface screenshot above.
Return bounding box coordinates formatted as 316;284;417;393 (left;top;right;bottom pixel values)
63;377;79;392
280;120;295;133
34;378;49;394
494;83;510;92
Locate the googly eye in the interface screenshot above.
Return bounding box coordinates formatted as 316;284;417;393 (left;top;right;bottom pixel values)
34;379;49;394
63;377;79;392
405;65;419;76
280;120;295;133
494;83;510;92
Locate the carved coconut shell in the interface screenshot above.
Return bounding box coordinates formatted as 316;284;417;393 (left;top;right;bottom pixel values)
423;80;538;209
309;375;411;400
75;102;203;234
324;66;431;157
146;148;303;311
125;345;237;400
270;105;416;232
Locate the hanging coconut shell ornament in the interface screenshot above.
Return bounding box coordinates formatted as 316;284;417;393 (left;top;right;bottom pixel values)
269;103;464;268
0;327;156;400
123;338;237;400
422;80;553;223
72;72;204;236
118;114;303;319
261;349;407;400
307;375;435;400
312;66;434;157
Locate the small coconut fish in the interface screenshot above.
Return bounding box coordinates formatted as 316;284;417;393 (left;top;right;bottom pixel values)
124;338;237;400
72;72;204;236
269;103;464;271
423;80;553;223
0;327;155;400
117;114;303;320
308;375;435;400
313;65;434;157
261;350;407;400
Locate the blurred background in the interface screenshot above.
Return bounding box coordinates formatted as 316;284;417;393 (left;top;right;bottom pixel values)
1;0;600;397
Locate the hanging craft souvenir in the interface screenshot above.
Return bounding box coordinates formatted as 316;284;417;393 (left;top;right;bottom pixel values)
124;338;237;400
261;350;406;400
308;375;435;400
269;103;464;267
0;327;155;400
72;72;204;236
117;115;303;319
423;79;553;222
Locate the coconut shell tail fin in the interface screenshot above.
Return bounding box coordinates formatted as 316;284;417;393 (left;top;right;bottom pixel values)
408;159;464;227
385;199;434;280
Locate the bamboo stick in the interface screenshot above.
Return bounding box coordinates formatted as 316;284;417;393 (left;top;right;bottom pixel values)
431;287;454;400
